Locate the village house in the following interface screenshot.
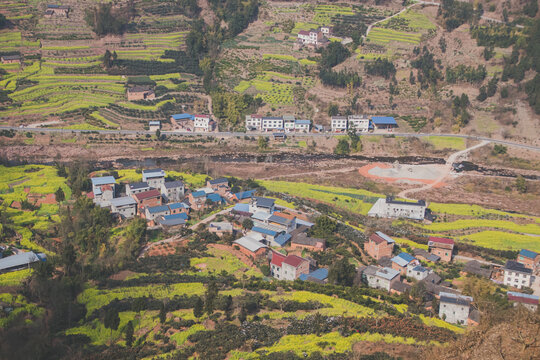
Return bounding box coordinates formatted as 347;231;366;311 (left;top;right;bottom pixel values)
250;197;275;214
133;189;162;210
331;116;348;132
412;248;440;263
157;213;187;231
127;86;155;101
188;190;207;211
234;235;268;258
371;116;398;131
161;180;184;203
365;231;395;260
0;252;47;274
142;169;166;189
262;117;284;132
109;196;137;219
267;212;296;233
428;237;454;262
251;226;287;247
368;196;426;221
208;221;233;237
145;205;171;222
44;4;69;17
270;252;310;281
291;232;326;252
517;249;540;271
391;252;418;275
319;26;333;36
245;114;262;131
170;113;194;128
299;268;329;283
194;114;212;132
297;29;324;47
507;291;539;312
407;263;432;281
168;202;190;215
149;121;161;132
361;265;400;292
283;115;295;133
390;281;411;295
439;292;473;325
463;260;492;279
126;182;151;196
91;176;116;205
1;55;21;64
294;120;311;132
503;260;533;289
207;178;229;192
348;115;370;133
233;190;256;201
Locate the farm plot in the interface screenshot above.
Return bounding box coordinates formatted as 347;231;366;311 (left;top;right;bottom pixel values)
313;5;355;25
367;28;422;45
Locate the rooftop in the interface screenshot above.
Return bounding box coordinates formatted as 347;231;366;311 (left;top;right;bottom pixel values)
507;291;539;305
251;226;278;237
134;189;161;201
254;197;275;209
158;213;187;226
268;214;294;226
171;113;194;120
295;119;311;125
234;190;256;200
208;177;228;185
109;196;137;207
191;190;206;198
274;233;292;247
439;292;473;306
369;232;394;245
375;267;400;281
375;231;395;244
128;86;152;93
519;249;538;259
372;116;397;125
168;202;190;210
299;268;329;282
209;221;233;231
505;260;532;274
91;176;116;186
234;236;267;253
283;255;307;268
428;236;455;246
147;205;170;214
148;121;161;126
142;169;165;178
386;196;425;207
207;193;224;203
233;203;250;213
0;252;46;271
163;180;184;189
391;252;415;267
128;182;149;190
271;252;287;267
162;212;188;221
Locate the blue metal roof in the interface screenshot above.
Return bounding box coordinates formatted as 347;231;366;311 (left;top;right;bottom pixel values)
371;116;397;125
519;249;538;259
252;226;278;237
398;252;415;262
274;233;292;246
191;190;206;198
295;120;311;125
207;193;223;203
391;252;415;267
171;113;194;120
91;176;116;186
412;265;428;272
163;212;188;220
169;202;189;210
0;252;46;271
296;219;314;227
158;214;186;226
299;268;328;281
233;203;250;212
147;205;170;214
234;190;256;200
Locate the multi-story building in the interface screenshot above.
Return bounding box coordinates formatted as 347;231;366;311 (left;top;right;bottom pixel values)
439;292;473;325
126;182;151;196
91;176;116;205
365;231;395;260
348;115;370;133
249;197;275;214
297;29;323;46
368;196;426;221
194;114;211;132
145;205;171;221
517;249;540;271
391;252;418;275
149;121;161;132
133;189;162;210
245;114;262;130
294;120;311;132
270;252;309;281
361;265;400;291
109;197;137;219
262;117;284;132
319;26;333;36
331;116;348;132
406;263;432;281
142;169;166;189
188;190;207;211
161;180;184;203
428;237;454;262
503;260;533;289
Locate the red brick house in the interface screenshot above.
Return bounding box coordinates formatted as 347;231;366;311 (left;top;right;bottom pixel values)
133;189;162;210
517;249;540;271
365;231;395;260
428;237;454;262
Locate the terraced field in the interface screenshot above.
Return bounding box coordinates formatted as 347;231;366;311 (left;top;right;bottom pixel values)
367;28;422;45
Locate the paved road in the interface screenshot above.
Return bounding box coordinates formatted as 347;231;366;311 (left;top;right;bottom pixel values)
3;126;539;152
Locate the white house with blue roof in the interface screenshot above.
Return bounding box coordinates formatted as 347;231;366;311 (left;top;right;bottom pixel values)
161;180;184;202
407;263;433;281
371;116;398;131
361;265;400;291
294;119;311;132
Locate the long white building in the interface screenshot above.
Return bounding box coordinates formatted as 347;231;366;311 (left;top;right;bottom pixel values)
368;196;427;221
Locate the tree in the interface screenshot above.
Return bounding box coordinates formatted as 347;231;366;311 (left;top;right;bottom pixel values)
155;129;161;139
159;302;166;324
515;175;527;194
334;138;350;155
194;297;204;318
257;136;268;150
320;42;350;68
476;86;487;102
347;130;361;152
493;144;507;155
238;305;247;322
327;103;339;116
0;14;6;29
55;187;65;202
242;218;254;230
104;307;120;341
125;320;134;347
205;280;218;315
328;258;356;286
132;297;146;330
311;216;337;238
85;3;129;37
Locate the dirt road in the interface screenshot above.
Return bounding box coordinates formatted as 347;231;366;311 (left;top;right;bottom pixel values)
398;140;489;199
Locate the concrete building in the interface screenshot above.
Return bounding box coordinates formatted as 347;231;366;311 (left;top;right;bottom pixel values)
142;169;166;188
365;231;395;260
245;114;262;131
109;196;137;219
250;197;275;214
361;265;400;292
161;180;184;202
503;260;533;289
209;221;233;236
262;117;284;132
294;120;311;132
507;291;539;312
407;263;432;281
391;252;418;275
348;115;370;133
428;237;454;263
126;182;151;196
319;26;333;36
207;178;229;191
297;29;324;46
149;121;161;132
368;196;426;220
517;249;540;271
267;213;296;233
234;236;268;258
271;252;309;281
188;190;206;211
145;205;171;221
91;176;116;205
371;116;397;131
194;114;211;132
291;233;326;252
439;292;473;325
127;86;155;101
331;116;348;132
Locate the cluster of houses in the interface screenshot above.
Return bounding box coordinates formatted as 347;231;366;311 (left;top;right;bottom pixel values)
245;115;313;133
90;170;233;229
228;196;329;283
295;26;333;49
170;113;214;132
331;115;397;132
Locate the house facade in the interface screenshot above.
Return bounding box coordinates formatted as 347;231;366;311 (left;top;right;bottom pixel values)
142;169;166;188
428;237;454;262
45;4;69;17
262;117;284;132
503;260;533;289
133;189;162;209
161;180;184;202
1;55;21;64
507;291;539;312
188;191;207;211
331;116;348;132
281;255;310;281
348;115;370;133
439;292;473;325
371;116;397;131
109;197;137;219
294;120;311;132
365;231;395;260
149;121;161;132
391;252;418;275
245;114;262;130
291;233;325;252
194;114;211;132
234;236;268;258
297;29;323;46
362;266;400;291
126;182;150;196
406;263;432;281
368;196;426;220
145;205;171;221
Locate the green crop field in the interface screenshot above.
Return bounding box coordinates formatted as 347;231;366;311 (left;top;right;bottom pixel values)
424;136;466;150
103;169;207;187
367;28;422;45
0;268;33;287
458;231;540;252
190;247;262;278
415;219;540;235
0;293;44;328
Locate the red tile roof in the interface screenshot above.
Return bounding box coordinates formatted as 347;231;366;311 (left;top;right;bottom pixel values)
370;233;388;245
508;293;539;305
271;252;286;267
134;189;161;201
298;30;310;36
283;255;307;268
429;236;454;245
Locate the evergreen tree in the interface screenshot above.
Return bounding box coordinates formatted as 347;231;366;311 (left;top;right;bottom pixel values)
125;320;134;347
194;296;204;318
104;308;120;341
159;302;166;324
55;187;65;202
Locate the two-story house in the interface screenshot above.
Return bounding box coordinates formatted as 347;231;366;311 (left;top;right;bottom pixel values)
517;249;540;271
428;237;454;262
439;292;473;325
331;116;348;132
361;265;400;291
391;252;418;275
262;117;284;132
188;190;207;211
365;231;395;260
126;182;151;197
347;115;370;133
270;252;309;281
245;114;262;131
145;205;171;222
133;189;162;210
161;180;184;202
503;260;533;289
91;176;116;205
142;169;166;189
194;114;212;132
406;263;432;281
109;196;137;219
